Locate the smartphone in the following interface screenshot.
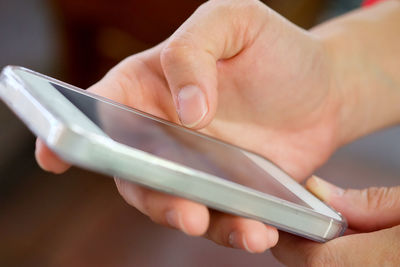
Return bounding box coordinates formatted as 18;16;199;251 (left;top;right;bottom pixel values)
0;66;346;242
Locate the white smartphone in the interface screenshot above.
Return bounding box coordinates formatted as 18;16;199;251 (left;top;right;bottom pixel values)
0;66;346;242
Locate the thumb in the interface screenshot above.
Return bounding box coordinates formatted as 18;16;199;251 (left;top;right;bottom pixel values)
160;0;269;128
306;176;400;232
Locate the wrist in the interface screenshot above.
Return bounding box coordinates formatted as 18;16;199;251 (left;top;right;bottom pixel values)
311;1;400;146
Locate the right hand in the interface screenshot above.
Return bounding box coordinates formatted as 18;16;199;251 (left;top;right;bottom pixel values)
36;0;347;253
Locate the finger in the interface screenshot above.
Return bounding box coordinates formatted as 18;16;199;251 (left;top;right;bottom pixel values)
34;60;146;173
35;138;70;174
272;226;400;267
33;79;126;174
306;176;400;231
114;177;209;236
160;0;270;129
206;211;278;253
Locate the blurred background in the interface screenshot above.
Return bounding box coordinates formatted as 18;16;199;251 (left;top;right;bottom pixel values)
1;0;399;266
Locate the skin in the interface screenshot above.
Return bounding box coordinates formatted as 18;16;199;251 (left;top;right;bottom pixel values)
35;0;400;259
272;176;400;266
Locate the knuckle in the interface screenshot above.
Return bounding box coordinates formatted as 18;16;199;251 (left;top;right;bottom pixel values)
135;188;151;215
366;187;386;210
114;178;128;200
205;0;268;51
115;179;150;215
160;38;195;67
160;0;266;67
362;187;398;211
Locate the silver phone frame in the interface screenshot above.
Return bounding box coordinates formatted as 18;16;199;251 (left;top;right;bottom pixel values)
0;66;347;242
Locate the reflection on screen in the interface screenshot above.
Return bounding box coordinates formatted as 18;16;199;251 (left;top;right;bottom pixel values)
52;83;310;208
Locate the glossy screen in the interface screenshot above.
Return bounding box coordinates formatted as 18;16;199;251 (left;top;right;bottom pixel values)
52;83;310;208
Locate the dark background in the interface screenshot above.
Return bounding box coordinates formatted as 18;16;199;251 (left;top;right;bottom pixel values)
1;1;399;266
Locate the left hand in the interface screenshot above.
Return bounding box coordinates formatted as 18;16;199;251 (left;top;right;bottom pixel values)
272;176;400;266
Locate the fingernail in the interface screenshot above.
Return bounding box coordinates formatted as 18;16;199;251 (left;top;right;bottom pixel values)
177;85;208;128
229;232;255;253
306;175;344;202
166;210;187;234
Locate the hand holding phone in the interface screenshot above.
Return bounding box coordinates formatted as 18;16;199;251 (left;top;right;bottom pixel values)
1;66;346;251
3;1;348;253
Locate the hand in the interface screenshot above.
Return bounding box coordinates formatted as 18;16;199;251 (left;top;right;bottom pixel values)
36;0;341;252
272;176;400;266
34;0;400;253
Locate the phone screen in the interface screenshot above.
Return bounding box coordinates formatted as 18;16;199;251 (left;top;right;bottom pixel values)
52;83;310;208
